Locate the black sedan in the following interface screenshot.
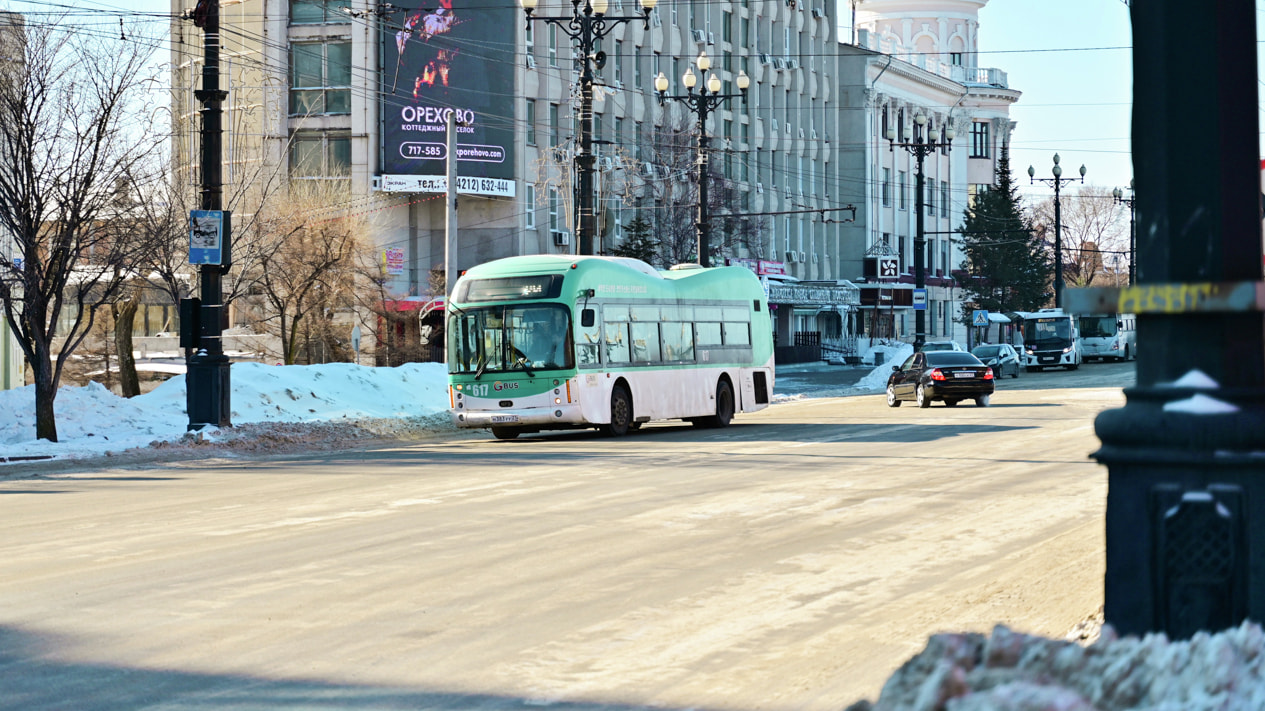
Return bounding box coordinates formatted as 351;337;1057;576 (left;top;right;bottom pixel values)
886;351;996;408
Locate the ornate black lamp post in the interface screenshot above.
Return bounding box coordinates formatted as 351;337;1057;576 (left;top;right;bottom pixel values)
1028;154;1085;310
1112;180;1136;286
653;52;749;267
887;112;954;351
521;0;655;256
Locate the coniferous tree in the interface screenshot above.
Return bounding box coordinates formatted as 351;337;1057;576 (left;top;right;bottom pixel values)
607;214;661;267
957;146;1052;315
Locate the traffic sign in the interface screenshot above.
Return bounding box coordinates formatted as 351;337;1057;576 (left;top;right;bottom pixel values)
972;309;990;326
913;288;927;310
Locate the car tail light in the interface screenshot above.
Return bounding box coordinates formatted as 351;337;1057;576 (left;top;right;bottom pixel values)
984;368;995;380
930;368;946;381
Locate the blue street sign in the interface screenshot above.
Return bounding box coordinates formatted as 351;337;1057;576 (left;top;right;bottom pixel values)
973;309;990;326
913;288;927;310
189;210;227;266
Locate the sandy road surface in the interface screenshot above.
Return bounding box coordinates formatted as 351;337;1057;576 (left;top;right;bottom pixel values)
0;376;1124;710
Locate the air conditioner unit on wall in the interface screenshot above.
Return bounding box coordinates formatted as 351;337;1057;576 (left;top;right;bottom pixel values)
811;253;818;263
708;32;715;45
652;11;661;26
773;57;787;70
799;251;807;263
755;182;764;194
692;29;707;43
642;162;655;177
600;156;614;170
786;58;799;70
811;7;824;19
552;231;570;246
759;53;771;65
785;250;798;263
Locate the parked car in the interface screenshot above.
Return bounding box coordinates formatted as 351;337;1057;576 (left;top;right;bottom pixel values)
920;340;966;352
970;343;1022;379
886;350;996;408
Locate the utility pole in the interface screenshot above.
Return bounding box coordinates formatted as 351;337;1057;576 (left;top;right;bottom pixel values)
186;0;231;430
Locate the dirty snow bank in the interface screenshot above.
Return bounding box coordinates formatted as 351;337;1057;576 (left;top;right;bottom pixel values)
847;621;1265;711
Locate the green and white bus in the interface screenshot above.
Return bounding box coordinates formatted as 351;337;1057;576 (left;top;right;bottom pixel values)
447;255;775;439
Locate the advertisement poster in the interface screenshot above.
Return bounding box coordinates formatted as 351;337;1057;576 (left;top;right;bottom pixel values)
380;0;516;194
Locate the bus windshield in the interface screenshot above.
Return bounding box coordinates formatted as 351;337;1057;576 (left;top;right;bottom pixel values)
1023;318;1074;348
448;304;574;376
1079;315;1119;338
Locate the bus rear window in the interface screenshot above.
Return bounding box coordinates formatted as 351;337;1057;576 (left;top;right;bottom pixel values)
456;275;563;302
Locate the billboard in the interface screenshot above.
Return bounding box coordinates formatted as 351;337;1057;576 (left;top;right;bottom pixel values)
380;0;516;195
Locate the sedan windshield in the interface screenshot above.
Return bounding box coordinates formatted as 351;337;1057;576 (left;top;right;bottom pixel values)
972;346;1001;359
448;304;574;376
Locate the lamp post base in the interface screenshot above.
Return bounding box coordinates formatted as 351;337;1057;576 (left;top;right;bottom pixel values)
186;354;232;431
1095;385;1265;639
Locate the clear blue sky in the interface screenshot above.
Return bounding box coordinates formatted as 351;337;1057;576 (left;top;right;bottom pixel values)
976;0;1135;200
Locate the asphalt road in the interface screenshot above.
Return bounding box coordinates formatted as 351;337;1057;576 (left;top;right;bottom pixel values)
0;362;1133;711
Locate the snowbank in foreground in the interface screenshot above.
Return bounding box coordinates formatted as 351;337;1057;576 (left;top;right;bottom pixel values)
848;621;1265;711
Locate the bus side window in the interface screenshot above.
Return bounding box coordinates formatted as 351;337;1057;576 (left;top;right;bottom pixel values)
604;321;630;363
631;322;661;362
662;321;694;361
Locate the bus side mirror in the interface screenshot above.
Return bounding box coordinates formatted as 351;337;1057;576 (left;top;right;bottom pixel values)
581;309;595;328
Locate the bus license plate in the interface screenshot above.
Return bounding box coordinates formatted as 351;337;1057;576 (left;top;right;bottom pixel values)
491;415;520;423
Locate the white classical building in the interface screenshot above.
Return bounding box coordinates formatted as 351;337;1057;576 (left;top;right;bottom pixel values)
837;0;1019;344
168;0;1017;358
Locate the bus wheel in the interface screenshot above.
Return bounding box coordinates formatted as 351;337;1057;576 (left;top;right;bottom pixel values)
491;427;520;440
708;380;735;428
603;385;633;437
1125;345;1131;361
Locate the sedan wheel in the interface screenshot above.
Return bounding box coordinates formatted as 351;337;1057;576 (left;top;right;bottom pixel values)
975;394;991;407
886;384;901;407
917;384;931;408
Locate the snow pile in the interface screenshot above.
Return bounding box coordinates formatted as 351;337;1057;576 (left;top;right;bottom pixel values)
0;362;450;463
852;343;913;392
848;621;1265;711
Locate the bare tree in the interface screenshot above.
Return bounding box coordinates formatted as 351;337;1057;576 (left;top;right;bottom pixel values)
249;183;361;365
634;116;765;267
0;14;164;441
1029;185;1129;290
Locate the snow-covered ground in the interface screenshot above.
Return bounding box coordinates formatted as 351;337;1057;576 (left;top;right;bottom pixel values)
0;362;452;465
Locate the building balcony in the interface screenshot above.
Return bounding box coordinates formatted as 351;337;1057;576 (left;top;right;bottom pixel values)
853;30;1009;89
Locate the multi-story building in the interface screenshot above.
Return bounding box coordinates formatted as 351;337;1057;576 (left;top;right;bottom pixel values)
839;0;1019;344
169;0;1015;358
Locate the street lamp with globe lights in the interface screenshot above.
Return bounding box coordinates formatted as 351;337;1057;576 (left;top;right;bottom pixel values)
1112;180;1136;286
886;112;954;352
653;50;749;267
520;0;656;256
1028;154;1086;310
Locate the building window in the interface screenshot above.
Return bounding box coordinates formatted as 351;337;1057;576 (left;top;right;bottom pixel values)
549;25;558;67
968;183;990;210
526;101;536;145
549;188;560;232
898;171;907;210
940;180;949;218
525;184;537;229
613;39;623;84
950;52;963;66
970;121;990;158
290;0;350;24
926;179;935;215
289;130;351;179
881;167;891;207
290;41;351;115
549;103;559;146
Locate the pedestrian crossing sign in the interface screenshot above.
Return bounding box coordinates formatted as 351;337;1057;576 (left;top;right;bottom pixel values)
972;310;990;327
